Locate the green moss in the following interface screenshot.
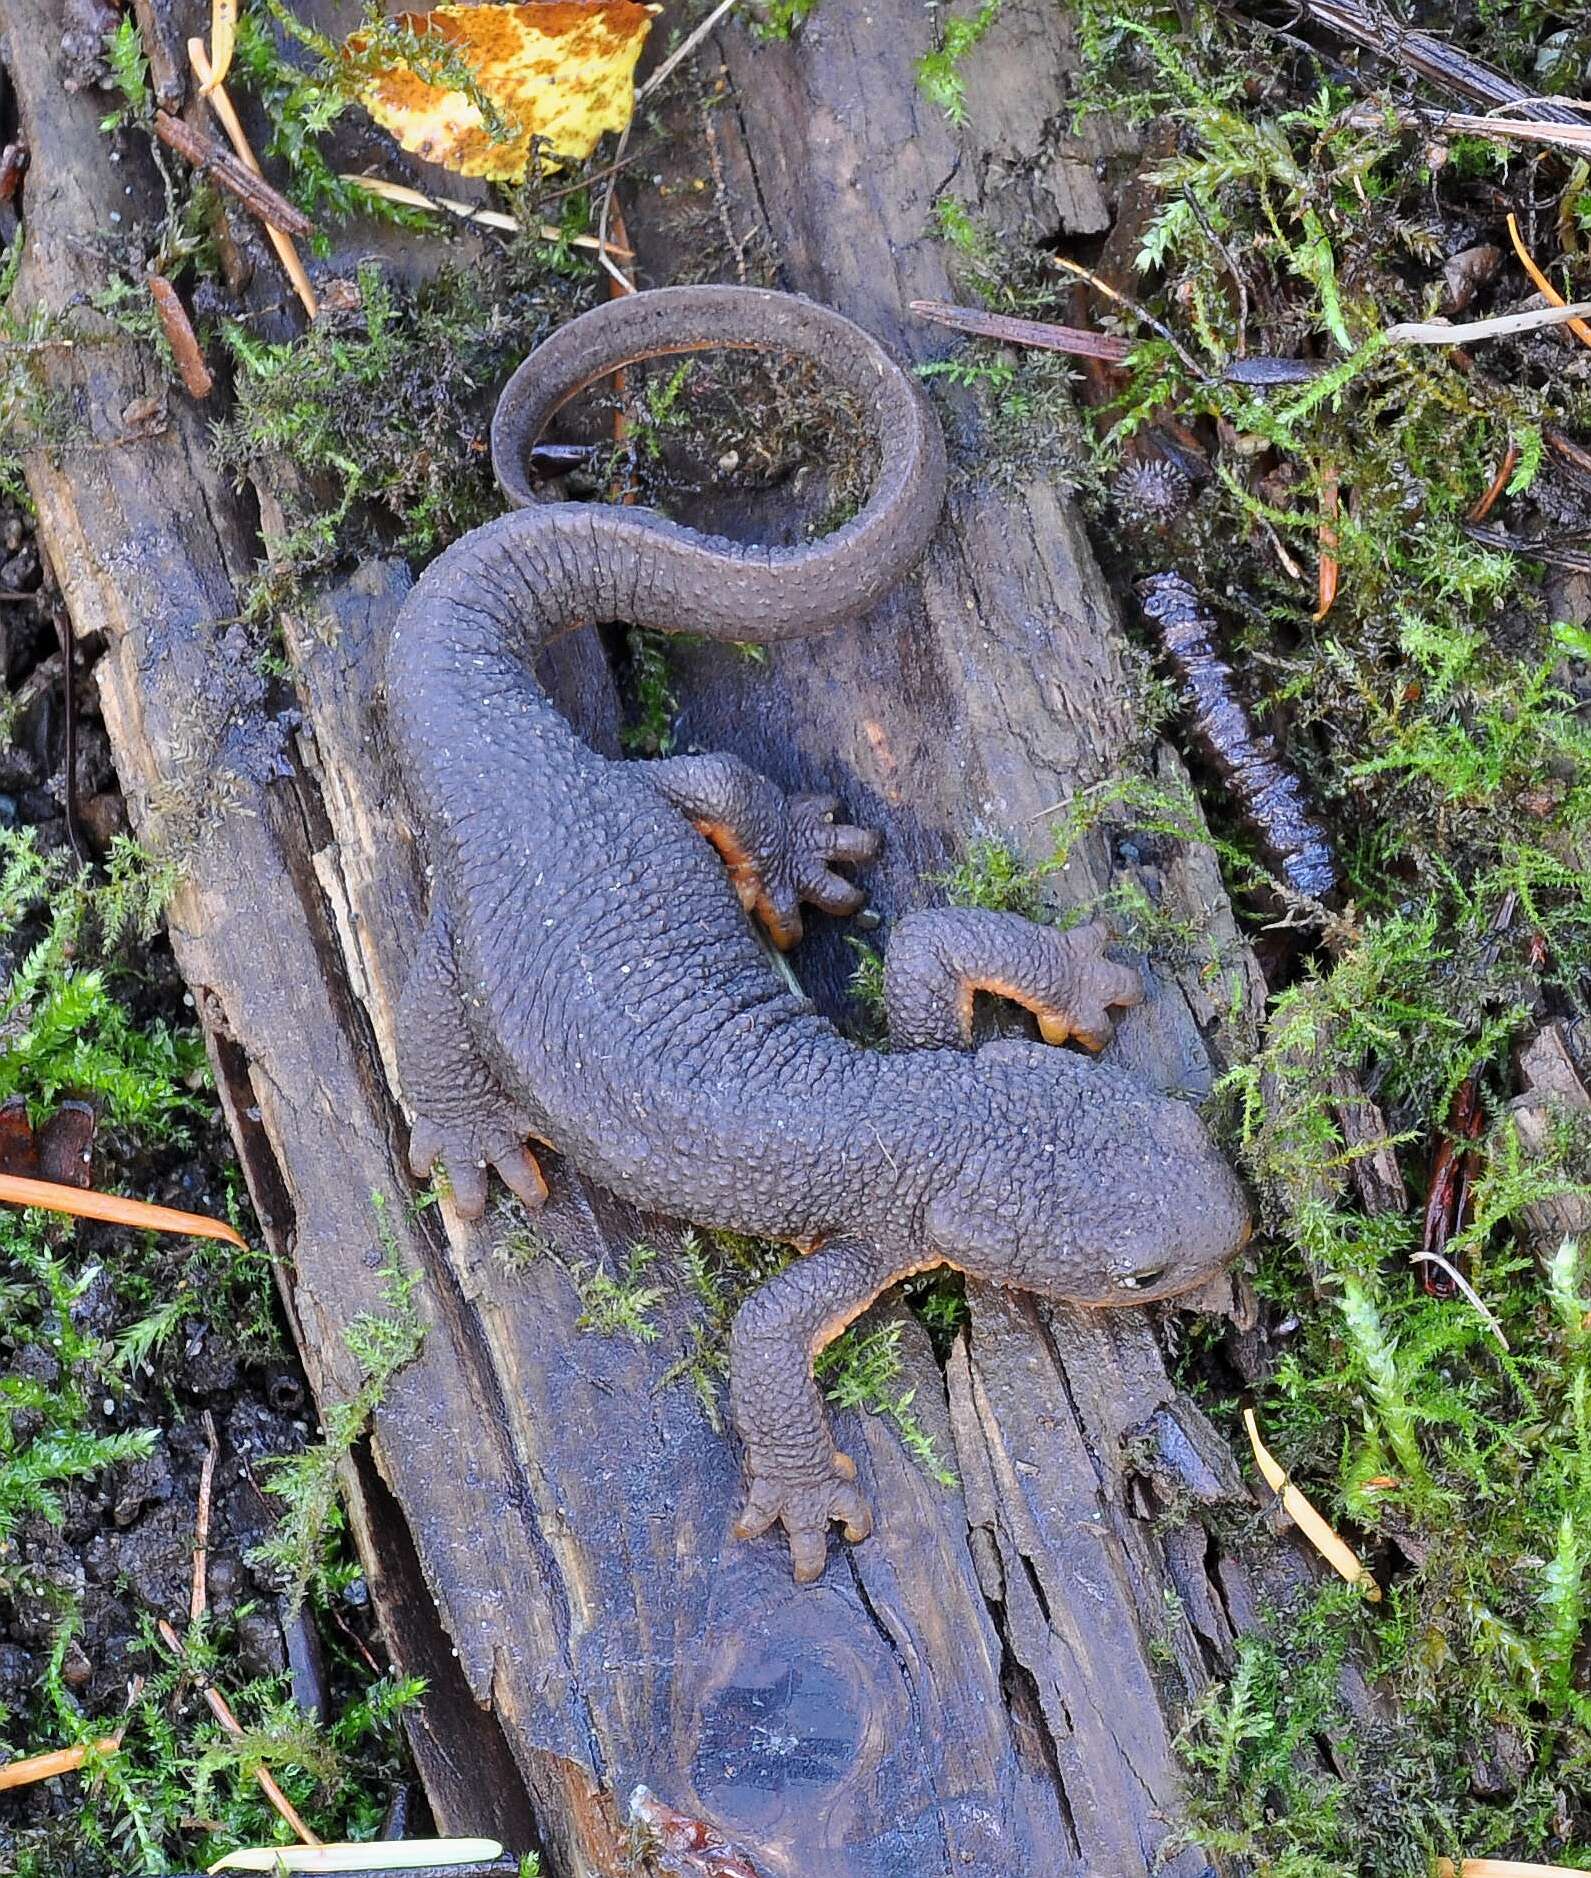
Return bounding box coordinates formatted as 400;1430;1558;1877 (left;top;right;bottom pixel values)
752;0;818;39
1017;4;1591;1863
219;256;590;573
248;1198;425;1612
916;0;1002;127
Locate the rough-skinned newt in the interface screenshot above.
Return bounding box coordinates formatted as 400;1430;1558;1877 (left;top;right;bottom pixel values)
385;285;1250;1583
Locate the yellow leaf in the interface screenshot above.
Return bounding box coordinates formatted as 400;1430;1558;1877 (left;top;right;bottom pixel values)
350;2;653;183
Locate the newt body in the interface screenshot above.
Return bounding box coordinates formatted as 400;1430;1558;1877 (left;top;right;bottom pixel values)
386;286;1249;1581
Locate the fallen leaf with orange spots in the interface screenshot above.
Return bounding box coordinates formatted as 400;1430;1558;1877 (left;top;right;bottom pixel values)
350;1;653;183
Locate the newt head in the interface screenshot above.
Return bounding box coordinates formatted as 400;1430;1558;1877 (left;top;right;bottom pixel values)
919;1039;1250;1306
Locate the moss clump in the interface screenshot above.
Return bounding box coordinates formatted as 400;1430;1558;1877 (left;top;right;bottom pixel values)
914;1;1591;1865
217;250;596;607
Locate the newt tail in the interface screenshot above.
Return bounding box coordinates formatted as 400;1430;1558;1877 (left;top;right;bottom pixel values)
385;286;1249;1584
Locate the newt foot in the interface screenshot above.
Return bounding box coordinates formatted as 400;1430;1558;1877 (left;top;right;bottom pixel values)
884;908;1143;1053
652;753;879;949
733;1446;873;1583
408;1116;548;1220
697;792;880;950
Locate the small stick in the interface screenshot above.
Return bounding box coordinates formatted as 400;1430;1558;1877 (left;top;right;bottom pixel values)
637;0;739;101
1465;523;1591;572
130;0;186;109
337;175;632;255
1313;465;1339;621
527;143;649;209
1343;103;1591;163
191;1409;220;1626
204;0;238;92
1244;1407;1380;1598
1288;1;1583;125
148;275;214;399
1468;440;1518;522
0;1737;122;1791
912;299;1133;362
1411;1250;1510;1351
0;1171;246;1245
1050;254;1210;379
1504;215;1591;352
186;40;318;320
1384;299;1591;345
152;111;314;239
596;119;637;297
157;1618;321;1847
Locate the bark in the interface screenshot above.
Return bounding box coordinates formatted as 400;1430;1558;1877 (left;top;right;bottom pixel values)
1;0;1307;1872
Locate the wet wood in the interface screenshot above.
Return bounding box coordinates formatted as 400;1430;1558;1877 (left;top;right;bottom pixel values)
4;0;1291;1872
0;0;539;1844
1510;1023;1591;1251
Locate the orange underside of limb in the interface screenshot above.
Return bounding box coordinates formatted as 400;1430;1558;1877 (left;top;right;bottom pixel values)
691;817;802;950
956;975;1100;1051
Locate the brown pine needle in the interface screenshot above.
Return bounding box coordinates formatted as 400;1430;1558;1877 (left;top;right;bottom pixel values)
158;1619;320;1847
1314;466;1340;621
1505;213;1591;351
187;39;318;320
204;0;237;91
0;1737;121;1790
1436;1862;1591;1877
1244;1406;1381;1599
0;1172;245;1246
1469;440;1519;522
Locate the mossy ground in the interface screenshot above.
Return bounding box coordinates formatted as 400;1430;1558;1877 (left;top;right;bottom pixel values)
919;0;1591;1868
0;820;422;1875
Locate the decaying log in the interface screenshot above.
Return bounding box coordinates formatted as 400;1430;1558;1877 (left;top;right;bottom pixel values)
3;0;1315;1871
1;0;539;1843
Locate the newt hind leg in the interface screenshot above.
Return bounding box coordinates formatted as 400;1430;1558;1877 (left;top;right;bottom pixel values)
730;1238;929;1582
647;752;879;950
398;906;548;1220
884;907;1143;1052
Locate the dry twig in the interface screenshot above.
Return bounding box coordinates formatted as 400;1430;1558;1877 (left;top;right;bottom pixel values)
0;1171;245;1245
191;1408;220;1626
912;299;1132;362
1244;1407;1381;1598
337;174;631;255
147;274;214;398
186;39;318;319
152;110;313;238
0;1738;121;1791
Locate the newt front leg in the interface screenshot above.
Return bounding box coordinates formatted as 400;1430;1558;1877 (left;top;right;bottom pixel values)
729;1238;927;1581
649;752;879;949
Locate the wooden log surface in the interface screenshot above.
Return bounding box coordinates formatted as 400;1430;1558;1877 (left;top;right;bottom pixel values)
1;0;1310;1871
